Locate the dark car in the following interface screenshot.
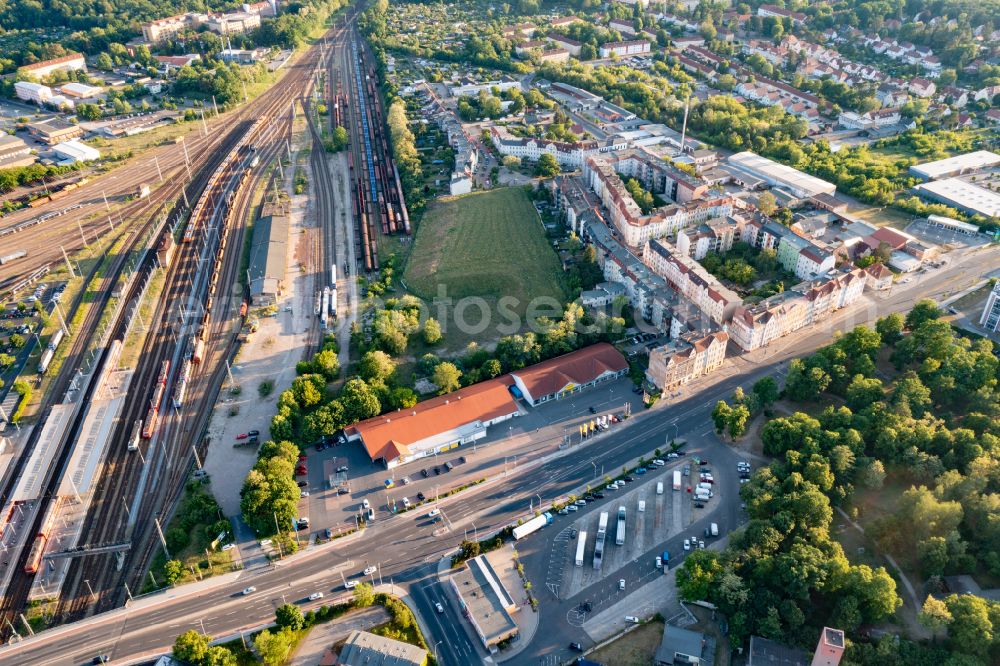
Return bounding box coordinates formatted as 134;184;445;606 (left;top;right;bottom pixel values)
248;429;259;437
594;492;605;499
297;480;308;488
694;501;705;508
588;406;597;414
417;492;426;501
459;456;466;464
93;658;110;665
582;601;593;612
569;642;583;652
433;467;440;475
623;475;634;482
421;468;429;477
337;487;350;495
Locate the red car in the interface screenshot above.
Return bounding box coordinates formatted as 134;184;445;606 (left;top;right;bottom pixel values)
235;433;249;440
296;465;308;476
298;455;308;462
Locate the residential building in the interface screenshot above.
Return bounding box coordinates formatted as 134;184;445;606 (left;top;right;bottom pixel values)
509;343;628;406
547;33;582;56
248;196;289;305
748;635;810;666
14;81;53;105
728;268;867;351
580;281;627;307
599;40;650;58
876;84;909;108
26;118;83;145
538;48;570;63
757;3;806;24
654;625;715;666
18;53;86;78
676;217;739;260
142;13;206;42
909;151;1000;180
550;16;581;28
515;40;546;57
154;54;202;70
645;332;728;391
838;108;901;131
741;217;835;279
643;238;743;325
727;152;836;199
336;631;427;666
448;77;521;98
449;555;519;650
205;11;261;35
609;18;636;35
488;125;623;169
502;22;536;38
52;140;100;164
981;281;1000;333
865;263;893;291
908;77;937;98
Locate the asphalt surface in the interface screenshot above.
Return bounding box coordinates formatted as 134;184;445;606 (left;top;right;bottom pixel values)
0;243;995;665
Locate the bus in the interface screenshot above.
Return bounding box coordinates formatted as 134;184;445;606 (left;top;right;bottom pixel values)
575;530;588;567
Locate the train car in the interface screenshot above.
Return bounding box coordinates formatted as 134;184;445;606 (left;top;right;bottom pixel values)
151;382;166;413
157;360;171;385
330;287;337;319
141;406;159;439
179;360;193;384
239;301;248;318
47;328;64;352
192;338;206;365
172;380;187;409
331;263;337;288
24;533;47;575
37;348;55;375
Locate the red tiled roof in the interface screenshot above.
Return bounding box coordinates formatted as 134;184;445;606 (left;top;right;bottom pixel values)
20;53;85;71
512;343;627;400
346;377;518;463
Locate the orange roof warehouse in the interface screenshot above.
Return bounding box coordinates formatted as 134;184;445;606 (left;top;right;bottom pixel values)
345;343;629;468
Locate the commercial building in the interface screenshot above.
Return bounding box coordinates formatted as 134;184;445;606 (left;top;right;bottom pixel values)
909;150;1000;180
247;197;289;305
510;343;628;406
336;631;427;666
52;140;100;164
0;135;33;168
449;555;519;651
346;378;519;468
926;214;980;235
727;152;836;199
205;11;262;35
728;268;867;351
914;178;1000;218
26;118;84;145
643;238;743;325
980;281;1000;333
59;82;103;99
14;81;53;105
18;53;86;78
645;331;728;391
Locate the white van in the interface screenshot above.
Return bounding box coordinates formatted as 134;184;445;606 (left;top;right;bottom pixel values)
656;482;663;495
638;500;646;512
710;522;719;537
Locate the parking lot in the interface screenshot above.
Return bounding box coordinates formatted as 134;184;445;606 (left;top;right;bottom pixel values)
905;218;991;250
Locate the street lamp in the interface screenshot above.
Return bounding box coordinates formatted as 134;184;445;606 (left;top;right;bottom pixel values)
434;640;443;663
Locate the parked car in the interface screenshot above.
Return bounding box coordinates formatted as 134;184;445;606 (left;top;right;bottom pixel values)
363;565;377;575
308;592;324;601
569;642;583;651
618;579;625;590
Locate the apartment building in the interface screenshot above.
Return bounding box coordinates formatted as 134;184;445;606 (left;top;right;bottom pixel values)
599;40;650;58
676;217;739;260
489;126;623;169
18;53;87;79
757;4;806;24
728;267;867;351
142;13;206;42
205;11;261;34
643;238;743;325
742;217;835;279
14;81;53;105
646;332;728;391
547;33;582;56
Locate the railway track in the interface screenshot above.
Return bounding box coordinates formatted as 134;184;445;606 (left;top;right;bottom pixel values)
52;25;342;621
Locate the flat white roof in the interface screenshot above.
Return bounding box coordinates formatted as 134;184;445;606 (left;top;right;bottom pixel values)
916;178;1000;218
909;150;1000;180
53;140;100;161
927;214;979;233
728;151;835;197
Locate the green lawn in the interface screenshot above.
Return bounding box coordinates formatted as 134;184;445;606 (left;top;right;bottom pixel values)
402;187;567;346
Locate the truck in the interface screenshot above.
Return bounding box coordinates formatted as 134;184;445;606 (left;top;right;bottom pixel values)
593;511;608;570
615;506;626;546
512;512;553;540
673;470;682;491
574;530;587;567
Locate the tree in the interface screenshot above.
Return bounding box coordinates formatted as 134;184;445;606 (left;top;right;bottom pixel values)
481;358;502;378
906;299;942;330
845;375;884;411
727;404;751;439
757;191;777;216
751;376;779;410
534;153;559;177
275;603;304;630
254;628;294;666
163;559;183;585
173;630;210;663
8;333;24;349
876;313;904;346
312;349;340;381
676;549;722;601
331;126;349;151
943;594;994;657
711;401;732;435
919;595;953;634
0;353;15;369
502;155;521;169
423;318;443;345
202;646;238;666
433;362;462;394
785;360;830;401
857;459;886;490
359;350;396;382
340;378;381;423
353;581;375;607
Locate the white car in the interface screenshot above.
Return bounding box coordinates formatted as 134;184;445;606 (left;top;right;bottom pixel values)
401;476;411;485
625;615;640;624
666;452;680;459
345;580;358;590
363;565;377;576
301;491;310;498
651;459;665;467
242;586;256;595
362;499;370;510
618;579;625;590
435;602;444;613
402;497;411;508
683;539;691;550
567;504;579;512
308;592;324;601
427;509;440;518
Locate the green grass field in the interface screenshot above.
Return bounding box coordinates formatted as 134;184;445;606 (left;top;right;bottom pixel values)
402;187;567;346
